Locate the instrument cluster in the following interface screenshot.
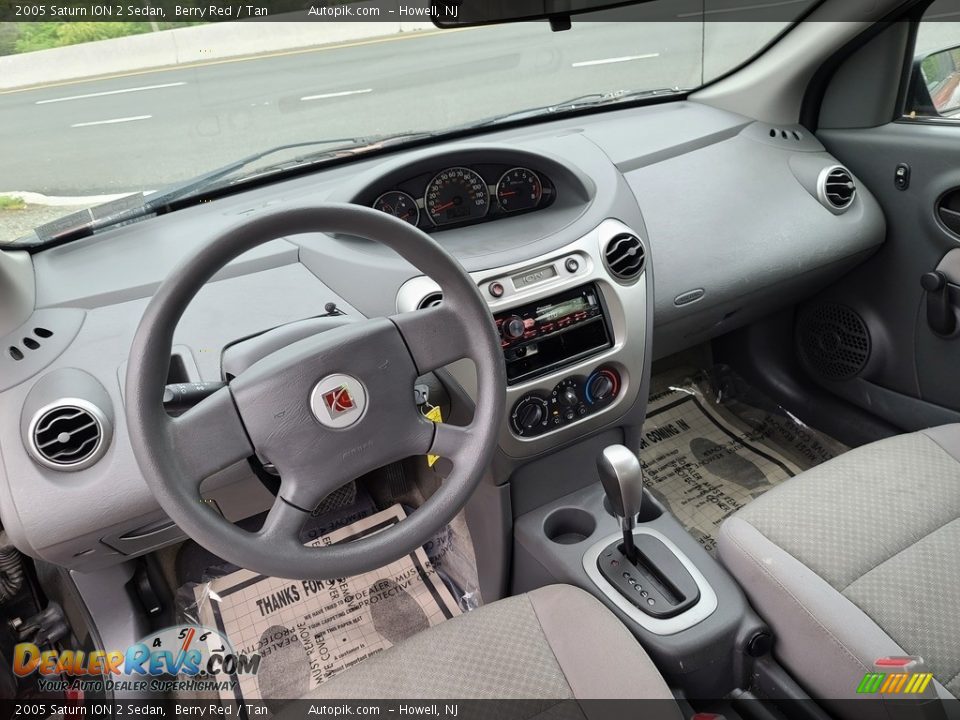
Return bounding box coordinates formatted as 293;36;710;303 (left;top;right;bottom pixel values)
369;163;556;230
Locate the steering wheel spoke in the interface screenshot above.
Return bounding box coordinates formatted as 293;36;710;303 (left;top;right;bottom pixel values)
390;304;470;373
429;422;473;464
256;495;311;553
168;385;253;488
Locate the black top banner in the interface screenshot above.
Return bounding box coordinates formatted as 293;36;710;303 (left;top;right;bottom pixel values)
2;0;959;24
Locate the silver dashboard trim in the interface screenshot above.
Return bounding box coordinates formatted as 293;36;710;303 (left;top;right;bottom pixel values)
582;527;718;636
395;218;649;458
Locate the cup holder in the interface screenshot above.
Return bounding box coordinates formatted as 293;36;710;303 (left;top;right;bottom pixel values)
543;507;597;545
602;490;662;523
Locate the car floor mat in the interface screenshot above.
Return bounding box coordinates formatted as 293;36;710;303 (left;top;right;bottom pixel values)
641;366;847;555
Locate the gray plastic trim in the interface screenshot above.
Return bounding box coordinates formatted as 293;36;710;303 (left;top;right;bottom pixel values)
0;308;86;392
582;527;718;636
0;250;35;339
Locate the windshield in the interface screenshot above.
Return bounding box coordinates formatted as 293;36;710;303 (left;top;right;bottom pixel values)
0;2;811;246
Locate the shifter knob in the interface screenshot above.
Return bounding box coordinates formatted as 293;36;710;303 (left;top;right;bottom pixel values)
597;445;645;521
598;445;644;565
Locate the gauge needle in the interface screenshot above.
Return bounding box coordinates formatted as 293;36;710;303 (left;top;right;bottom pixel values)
499;191;516;197
432;200;455;212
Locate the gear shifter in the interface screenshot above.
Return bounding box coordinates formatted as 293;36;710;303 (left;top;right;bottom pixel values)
595;444;702;618
597;444;645;564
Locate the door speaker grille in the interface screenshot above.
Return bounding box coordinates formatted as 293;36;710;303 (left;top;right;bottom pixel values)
796;303;871;381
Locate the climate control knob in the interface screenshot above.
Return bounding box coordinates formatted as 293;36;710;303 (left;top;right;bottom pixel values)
560;387;579;407
586;368;620;405
511;394;550;436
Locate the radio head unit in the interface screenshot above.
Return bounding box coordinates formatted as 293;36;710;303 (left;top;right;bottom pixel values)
494;283;612;384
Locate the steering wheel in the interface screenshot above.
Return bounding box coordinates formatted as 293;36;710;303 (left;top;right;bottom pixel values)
125;204;506;580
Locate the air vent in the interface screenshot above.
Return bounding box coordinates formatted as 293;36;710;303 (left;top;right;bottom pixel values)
6;327;55;362
769;127;803;142
417;292;443;310
818;166;856;214
28;401;109;471
603;233;645;281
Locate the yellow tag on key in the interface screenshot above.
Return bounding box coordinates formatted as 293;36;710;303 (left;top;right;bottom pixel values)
424;405;443;467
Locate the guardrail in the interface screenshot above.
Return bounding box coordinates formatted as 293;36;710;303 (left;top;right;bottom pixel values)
0;19;433;91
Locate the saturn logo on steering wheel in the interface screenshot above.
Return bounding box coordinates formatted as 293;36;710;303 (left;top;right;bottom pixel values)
310;374;367;428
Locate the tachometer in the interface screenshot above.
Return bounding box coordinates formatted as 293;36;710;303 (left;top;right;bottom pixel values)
497;167;543;212
425;167;489;226
372;190;420;226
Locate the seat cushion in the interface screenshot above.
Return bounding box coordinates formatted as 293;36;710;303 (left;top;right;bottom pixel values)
302;584;676;706
718;424;960;700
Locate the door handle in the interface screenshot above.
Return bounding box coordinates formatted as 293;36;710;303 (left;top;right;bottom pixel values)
921;249;960;337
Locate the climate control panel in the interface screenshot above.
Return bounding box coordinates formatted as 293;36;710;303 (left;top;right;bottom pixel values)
510;366;621;438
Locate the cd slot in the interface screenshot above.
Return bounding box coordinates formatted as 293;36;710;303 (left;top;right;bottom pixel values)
496;283;612;384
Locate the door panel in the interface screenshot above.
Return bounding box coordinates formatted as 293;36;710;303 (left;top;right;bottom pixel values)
813;121;960;425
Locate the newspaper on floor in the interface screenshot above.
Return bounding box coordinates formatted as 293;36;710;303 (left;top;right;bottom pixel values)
187;504;462;702
640;383;806;555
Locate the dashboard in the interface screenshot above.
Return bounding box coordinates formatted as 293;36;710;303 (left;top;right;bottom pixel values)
0;100;886;574
365;163;556;230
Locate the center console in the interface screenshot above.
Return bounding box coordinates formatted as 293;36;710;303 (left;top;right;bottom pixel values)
511;445;770;698
396;218;652;459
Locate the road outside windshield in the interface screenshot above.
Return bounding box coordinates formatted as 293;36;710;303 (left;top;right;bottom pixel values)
0;7;792;245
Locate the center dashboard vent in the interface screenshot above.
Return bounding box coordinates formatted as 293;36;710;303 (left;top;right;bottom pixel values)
603;233;646;281
28;401;109;471
818;166;857;214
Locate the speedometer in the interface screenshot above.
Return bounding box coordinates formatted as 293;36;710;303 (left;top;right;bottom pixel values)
424;167;489;226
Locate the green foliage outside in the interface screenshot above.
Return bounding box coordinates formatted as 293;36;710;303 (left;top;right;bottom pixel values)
0;196;26;211
3;21;206;54
0;0;374;56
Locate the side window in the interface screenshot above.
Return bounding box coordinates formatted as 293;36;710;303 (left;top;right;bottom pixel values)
908;0;960;120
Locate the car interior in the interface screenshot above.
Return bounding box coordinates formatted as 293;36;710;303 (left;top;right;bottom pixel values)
1;0;960;716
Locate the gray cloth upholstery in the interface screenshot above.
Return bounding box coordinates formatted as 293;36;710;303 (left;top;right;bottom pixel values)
304;584;676;708
719;425;960;701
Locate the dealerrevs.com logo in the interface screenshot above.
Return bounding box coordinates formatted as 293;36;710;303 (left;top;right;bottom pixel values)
14;625;260;692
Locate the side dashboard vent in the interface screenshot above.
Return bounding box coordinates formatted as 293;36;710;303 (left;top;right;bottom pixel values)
417;292;443;310
29;401;110;471
603;233;645;281
818;166;857;214
769;127;803;142
796;303;871;381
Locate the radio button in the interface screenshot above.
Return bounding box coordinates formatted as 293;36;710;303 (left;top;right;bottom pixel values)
503;316;526;340
489;281;505;298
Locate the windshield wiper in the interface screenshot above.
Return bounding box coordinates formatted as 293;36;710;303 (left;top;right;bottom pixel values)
20;134;426;246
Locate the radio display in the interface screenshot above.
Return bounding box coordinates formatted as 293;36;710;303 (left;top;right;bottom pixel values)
535;296;591;323
494;284;611;384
